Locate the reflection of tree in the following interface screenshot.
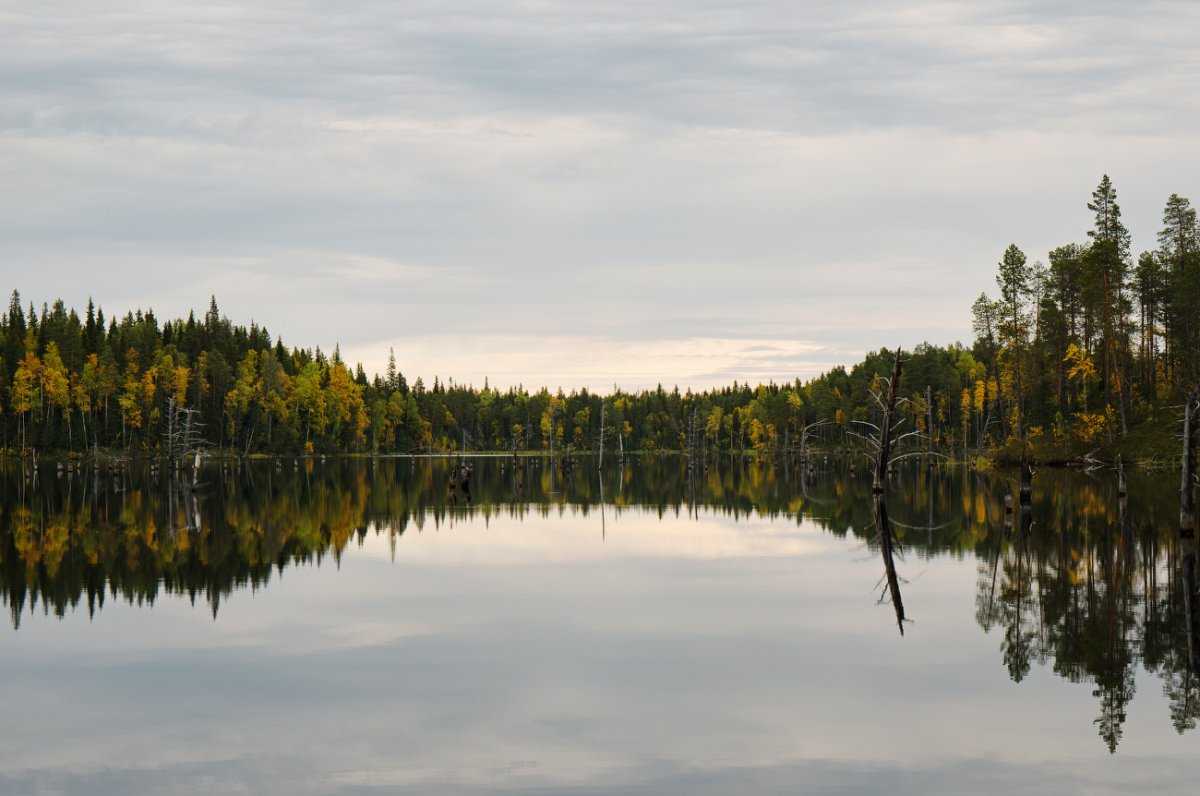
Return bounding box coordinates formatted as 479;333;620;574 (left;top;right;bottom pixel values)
1163;668;1200;733
969;471;1200;753
998;526;1035;683
975;552;1002;633
1094;667;1135;753
0;457;1197;751
1163;542;1200;733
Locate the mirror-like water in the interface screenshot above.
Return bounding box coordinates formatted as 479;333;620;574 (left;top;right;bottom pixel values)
0;456;1196;794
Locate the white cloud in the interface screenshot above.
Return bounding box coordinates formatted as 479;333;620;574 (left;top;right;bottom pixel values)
2;0;1198;387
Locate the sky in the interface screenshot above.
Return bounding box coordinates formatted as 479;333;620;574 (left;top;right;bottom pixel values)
3;1;1199;391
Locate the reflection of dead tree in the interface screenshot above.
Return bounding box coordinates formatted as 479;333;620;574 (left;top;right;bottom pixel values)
890;517;958;533
165;472;204;538
163;397;209;490
1181;390;1199;539
447;461;474;504
599;470;607;541
1180;392;1200;671
1181;391;1200;671
875;495;907;635
977;539;1002;633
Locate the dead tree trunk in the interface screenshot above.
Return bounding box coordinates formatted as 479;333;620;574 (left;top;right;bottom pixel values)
873;348;904;494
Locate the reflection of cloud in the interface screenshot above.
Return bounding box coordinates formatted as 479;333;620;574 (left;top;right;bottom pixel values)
211;620;435;656
322;755;1198;795
5;752;1196;795
356;510;836;564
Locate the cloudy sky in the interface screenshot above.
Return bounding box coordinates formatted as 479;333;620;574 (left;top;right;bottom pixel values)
3;1;1199;390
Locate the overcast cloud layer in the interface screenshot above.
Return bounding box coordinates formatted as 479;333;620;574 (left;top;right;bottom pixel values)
3;1;1199;389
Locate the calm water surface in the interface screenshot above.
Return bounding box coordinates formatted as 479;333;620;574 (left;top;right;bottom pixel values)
0;456;1196;794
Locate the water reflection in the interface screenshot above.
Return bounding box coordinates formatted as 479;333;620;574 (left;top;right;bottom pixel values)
1;455;1196;754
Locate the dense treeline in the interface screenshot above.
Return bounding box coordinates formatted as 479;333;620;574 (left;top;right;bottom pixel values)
968;176;1200;452
0;292;974;456
0;175;1195;457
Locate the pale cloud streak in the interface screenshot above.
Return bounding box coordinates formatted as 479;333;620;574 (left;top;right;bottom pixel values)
343;334;843;391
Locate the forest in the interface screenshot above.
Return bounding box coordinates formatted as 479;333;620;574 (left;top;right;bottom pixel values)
0;176;1197;461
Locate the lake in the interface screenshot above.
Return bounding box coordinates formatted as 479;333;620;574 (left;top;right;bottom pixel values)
0;455;1196;794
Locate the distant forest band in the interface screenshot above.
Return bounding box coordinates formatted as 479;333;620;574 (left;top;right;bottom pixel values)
0;176;1197;461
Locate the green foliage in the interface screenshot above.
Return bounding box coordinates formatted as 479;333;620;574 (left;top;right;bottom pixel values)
0;177;1195;457
968;177;1200;451
0;290;985;455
